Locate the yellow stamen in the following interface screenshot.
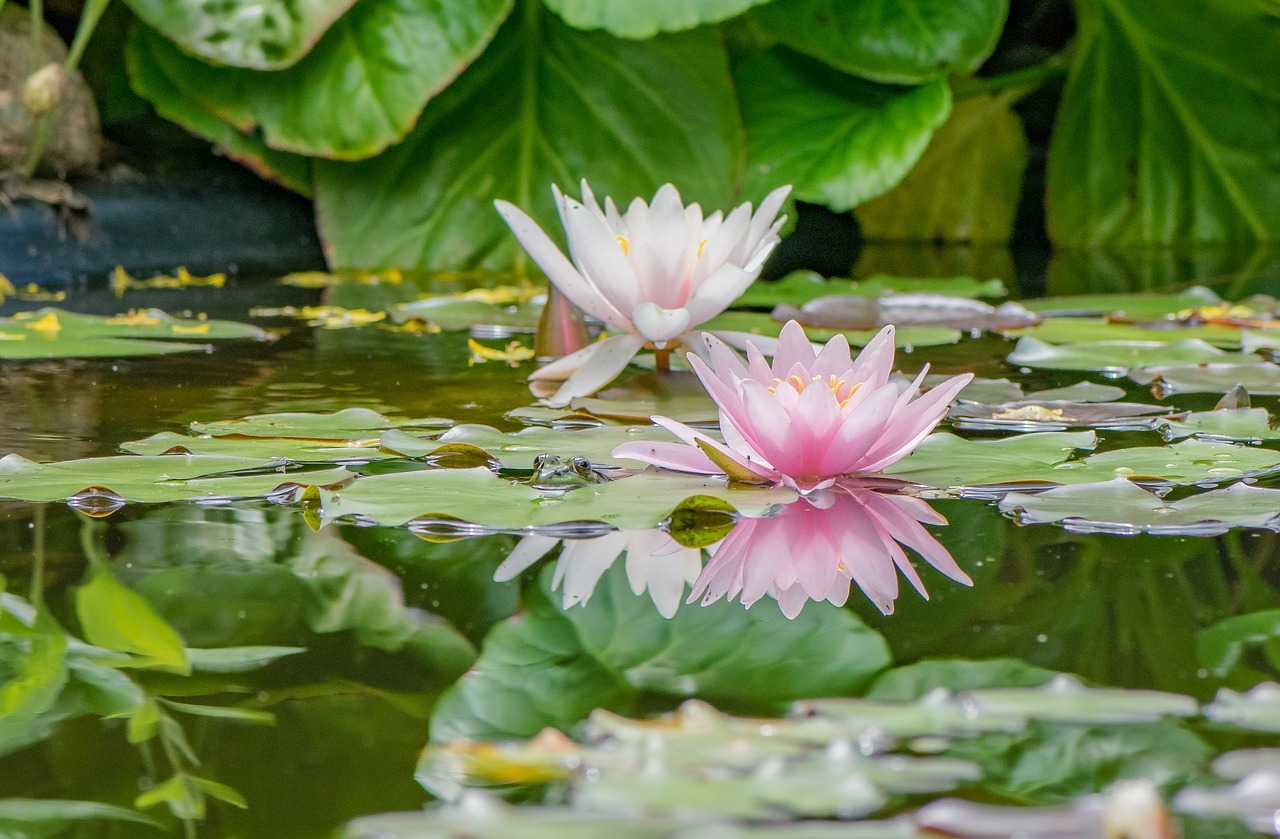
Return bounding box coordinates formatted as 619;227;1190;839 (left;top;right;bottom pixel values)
616;235;630;256
696;239;708;257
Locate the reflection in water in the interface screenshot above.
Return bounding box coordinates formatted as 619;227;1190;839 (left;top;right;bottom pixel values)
499;487;971;620
496;530;701;618
697;486;972;618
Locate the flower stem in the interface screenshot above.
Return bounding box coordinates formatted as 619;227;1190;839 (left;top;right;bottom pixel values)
654;346;672;373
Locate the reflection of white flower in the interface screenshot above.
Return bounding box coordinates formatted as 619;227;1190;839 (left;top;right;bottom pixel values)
495;181;791;406
495;531;702;618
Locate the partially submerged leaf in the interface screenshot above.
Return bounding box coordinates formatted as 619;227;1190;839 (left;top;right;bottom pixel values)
774;294;1037;332
76;565;190;674
0;307;270;359
190;408;451;439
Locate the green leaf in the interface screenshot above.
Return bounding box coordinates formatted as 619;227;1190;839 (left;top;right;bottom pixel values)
188;776;249;809
544;0;774;38
125;28;313;193
1046;0;1280;245
135;774;204;820
1137;362;1280;395
856;91;1029;243
123;0;355;69
0;307;271;359
128;0;513;160
1197;610;1280;680
121;432;395;463
75;565;190;674
866;659;1056;701
158;698;276;725
189;407;450;439
754;0;1008;84
381;423;680;469
882;431;1097;489
186;645;307;673
1006;336;1244;373
428;563;890;740
315;5;742;270
736;271;1007;309
1157;408;1280;442
1020;286;1221;317
0;798;161;829
0;628;68;755
738;49;951;212
703;310;962;348
1007;317;1243;348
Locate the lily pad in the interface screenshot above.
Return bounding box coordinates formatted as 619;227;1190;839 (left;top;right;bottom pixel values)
882;432;1098;491
1054;439;1280;487
190;408;451;439
389;297;543;333
382;424;680;470
961;674;1198;725
736;272;1007;309
1156;408;1280;442
1006;337;1242;374
0;454;352;504
950;400;1170;433
121;432;395;463
0;308;270;359
794;690;1029;739
1202;683;1280;732
1007;317;1243;348
1020;287;1222;318
1134;362;1280;395
999;479;1280;536
703;311;962;349
773;295;1037;332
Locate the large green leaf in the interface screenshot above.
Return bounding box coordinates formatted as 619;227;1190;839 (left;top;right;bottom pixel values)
0;308;271;360
315;5;742;270
128;0;513;160
1046;0;1280;245
122;0;356;69
737;50;951;212
75;564;190;674
545;0;773;38
428;563;890;740
754;0;1008;84
855;91;1028;243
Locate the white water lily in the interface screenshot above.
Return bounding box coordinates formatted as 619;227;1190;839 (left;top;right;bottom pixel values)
495;181;791;406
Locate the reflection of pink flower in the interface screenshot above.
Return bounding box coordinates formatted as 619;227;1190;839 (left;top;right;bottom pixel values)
495;182;791;406
614;321;973;493
694;487;972;618
494;531;702;618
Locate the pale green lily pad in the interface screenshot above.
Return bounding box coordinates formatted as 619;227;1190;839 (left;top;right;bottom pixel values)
1007;336;1243;373
794;690;1029;739
1006;317;1243;348
1020;287;1221;317
1202;683;1280;732
1240;328;1280;353
1156;408;1280;442
312;468;796;530
389;297;544;332
949;400;1170;433
382;424;680;470
962;674;1198;724
1134;362;1280;395
773;295;1037;333
121;431;395;462
736;271;1007;309
0;454;352;504
341;799;713;839
999;479;1280;535
0;307;270;359
190;408;452;439
1051;439;1280;486
882;432;1098;491
702;311;962;348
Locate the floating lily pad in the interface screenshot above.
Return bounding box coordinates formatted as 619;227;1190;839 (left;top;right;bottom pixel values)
1157;408;1280;442
390;297;544;333
999;479;1280;535
190;408;451;439
1054;439;1280;487
950;400;1170;433
312;468;796;531
882;432;1098;492
1005;317;1243;348
773;295;1037;332
0;308;270;359
0;453;352;504
382;424;680;470
794;690;1028;739
1007;337;1242;374
961;674;1198;724
1202;683;1280;732
1174;773;1280;835
702;311;962;348
122;431;395;463
1020;287;1222;318
1240;328;1280;353
1134;362;1280;395
736;272;1005;309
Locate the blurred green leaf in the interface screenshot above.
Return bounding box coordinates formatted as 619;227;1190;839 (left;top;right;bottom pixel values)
122;0;357;69
75;565;190;674
545;0;774;38
158;698;276;725
1047;0;1280;245
429;563;890;740
738;50;950;212
866;659;1055;701
754;0;1007;84
0;628;68;756
315;5;742;270
0;798;161;834
127;0;512;159
855;91;1028;243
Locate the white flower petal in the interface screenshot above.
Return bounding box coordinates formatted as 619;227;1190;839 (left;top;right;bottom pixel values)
631;302;692;343
494;535;560;582
543;333;647;406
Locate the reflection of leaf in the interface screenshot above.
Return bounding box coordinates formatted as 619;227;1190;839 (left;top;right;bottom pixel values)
1047;0;1280;245
856;92;1028;243
738;49;951;212
0;798;161;831
544;0;772;38
128;0;512;159
76;565;190;674
315;6;741;270
754;0;1008;84
430;564;890;740
1198;611;1280;685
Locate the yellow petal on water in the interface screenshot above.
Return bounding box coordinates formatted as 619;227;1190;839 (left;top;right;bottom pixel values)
26;312;61;335
0;332;26;341
106;309;163;327
171;324;211;335
468;338;535;367
0;273;15;302
112;265;226;296
991;405;1066;421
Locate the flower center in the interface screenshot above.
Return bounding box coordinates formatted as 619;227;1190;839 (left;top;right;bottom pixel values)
768;374;861;407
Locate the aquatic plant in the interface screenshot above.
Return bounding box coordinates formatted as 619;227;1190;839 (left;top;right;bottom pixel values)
496;181;791;404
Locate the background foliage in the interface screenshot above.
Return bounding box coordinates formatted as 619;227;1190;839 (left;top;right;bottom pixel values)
64;0;1280;271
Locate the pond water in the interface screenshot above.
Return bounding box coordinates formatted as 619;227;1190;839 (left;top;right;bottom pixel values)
1;262;1278;838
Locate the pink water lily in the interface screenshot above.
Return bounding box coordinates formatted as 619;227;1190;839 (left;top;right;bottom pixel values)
495;181;791;406
613;320;974;493
695;486;972;618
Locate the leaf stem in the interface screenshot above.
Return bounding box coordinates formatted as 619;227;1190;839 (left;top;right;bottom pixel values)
29;505;46;610
952;56;1069;100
